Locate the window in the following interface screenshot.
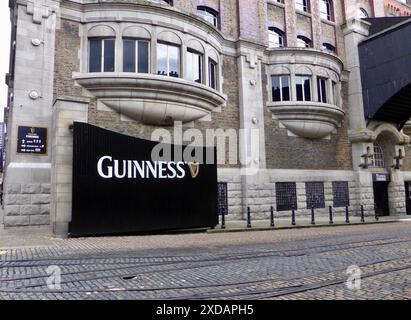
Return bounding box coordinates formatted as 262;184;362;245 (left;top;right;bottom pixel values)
276;0;284;3
123;39;149;73
276;182;297;212
157;42;180;78
317;77;328;103
320;0;333;21
147;0;173;5
217;182;228;215
295;0;309;13
268;27;284;48
272;76;290;102
297;36;311;48
322;43;336;53
357;8;369;18
306;182;325;209
197;6;218;27
295;75;311;101
209;58;218;90
332;181;350;208
372;143;385;168
187;50;203;84
89;38;115;72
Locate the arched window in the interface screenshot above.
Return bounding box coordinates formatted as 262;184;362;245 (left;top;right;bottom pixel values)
320;0;334;21
197;6;218;27
268;27;285;48
297;35;311;48
147;0;173;5
322;43;336;53
357;8;369;18
372;143;385;168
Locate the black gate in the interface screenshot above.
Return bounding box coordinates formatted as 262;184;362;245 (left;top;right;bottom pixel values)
69;122;218;237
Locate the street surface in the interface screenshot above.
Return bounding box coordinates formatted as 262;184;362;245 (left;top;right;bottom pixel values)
0;222;410;300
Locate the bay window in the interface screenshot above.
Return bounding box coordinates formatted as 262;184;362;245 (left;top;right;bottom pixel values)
89;38;115;72
123;39;149;73
157;42;180;78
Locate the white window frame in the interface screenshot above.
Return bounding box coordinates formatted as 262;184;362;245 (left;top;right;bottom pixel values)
157;42;181;78
89;38;115;73
123;39;150;73
272;75;291;102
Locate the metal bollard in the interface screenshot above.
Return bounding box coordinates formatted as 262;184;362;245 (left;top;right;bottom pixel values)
291;205;296;226
345;206;350;224
221;207;226;229
329;206;334;224
361;205;365;222
311;206;315;225
247;207;252;228
374;203;379;221
270;206;275;227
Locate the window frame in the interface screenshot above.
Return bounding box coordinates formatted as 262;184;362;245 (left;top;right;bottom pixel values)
320;0;334;21
295;75;312;102
297;35;311;48
295;0;310;13
268;27;285;48
88;37;116;73
156;41;181;78
208;58;218;90
317;77;328;103
197;6;219;28
271;75;291;102
123;38;150;74
187;48;204;84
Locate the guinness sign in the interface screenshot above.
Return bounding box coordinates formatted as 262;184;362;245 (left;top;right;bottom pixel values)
70;123;218;237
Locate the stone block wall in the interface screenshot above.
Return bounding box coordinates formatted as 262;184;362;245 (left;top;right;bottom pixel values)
3;182;51;227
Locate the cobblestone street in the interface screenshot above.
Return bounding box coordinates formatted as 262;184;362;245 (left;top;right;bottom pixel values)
0;222;410;300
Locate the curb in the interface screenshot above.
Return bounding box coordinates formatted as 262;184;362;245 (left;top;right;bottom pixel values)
207;220;400;234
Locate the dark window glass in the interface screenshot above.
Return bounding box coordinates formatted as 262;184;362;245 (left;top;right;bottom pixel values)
123;40;136;73
272;76;281;102
304;78;311;101
332;181;350;208
296;76;311;101
272;76;290;102
103;39;115;72
209;59;217;89
282;76;290;101
217;182;228;215
306;182;325;209
276;182;297;212
317;77;327;103
138;41;149;73
89;39;102;72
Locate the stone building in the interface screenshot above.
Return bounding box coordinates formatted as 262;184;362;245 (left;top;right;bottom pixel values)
2;0;411;237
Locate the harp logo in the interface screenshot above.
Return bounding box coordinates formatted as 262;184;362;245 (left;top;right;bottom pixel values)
188;162;200;179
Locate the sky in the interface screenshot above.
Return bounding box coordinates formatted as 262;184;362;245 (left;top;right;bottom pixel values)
0;1;11;122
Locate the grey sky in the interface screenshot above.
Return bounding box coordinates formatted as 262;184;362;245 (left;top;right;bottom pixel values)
0;1;11;122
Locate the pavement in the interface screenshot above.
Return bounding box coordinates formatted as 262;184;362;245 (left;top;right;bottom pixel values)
0;219;410;300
